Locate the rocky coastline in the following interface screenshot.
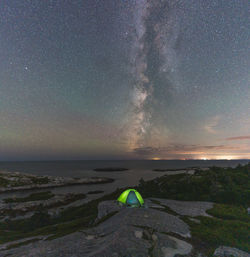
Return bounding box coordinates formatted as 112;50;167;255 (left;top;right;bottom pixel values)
0;164;249;257
0;170;114;193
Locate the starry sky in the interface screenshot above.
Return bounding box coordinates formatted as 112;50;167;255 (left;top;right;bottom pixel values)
0;0;249;161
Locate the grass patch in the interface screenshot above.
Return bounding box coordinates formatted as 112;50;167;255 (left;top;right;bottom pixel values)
183;204;250;256
48;193;86;209
207;203;250;223
45;216;96;240
4;191;54;203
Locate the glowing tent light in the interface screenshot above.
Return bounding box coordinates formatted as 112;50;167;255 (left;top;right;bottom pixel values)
117;189;144;207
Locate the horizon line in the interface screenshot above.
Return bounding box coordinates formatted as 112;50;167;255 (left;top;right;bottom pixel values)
0;159;249;162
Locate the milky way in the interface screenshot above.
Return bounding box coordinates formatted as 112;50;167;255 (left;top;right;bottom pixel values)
127;0;181;151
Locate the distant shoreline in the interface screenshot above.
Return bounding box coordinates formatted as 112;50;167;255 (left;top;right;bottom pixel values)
93;168;129;172
0;170;114;194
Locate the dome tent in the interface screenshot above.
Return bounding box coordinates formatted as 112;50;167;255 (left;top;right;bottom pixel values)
117;189;144;207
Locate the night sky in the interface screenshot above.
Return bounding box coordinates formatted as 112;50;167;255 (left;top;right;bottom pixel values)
0;0;249;160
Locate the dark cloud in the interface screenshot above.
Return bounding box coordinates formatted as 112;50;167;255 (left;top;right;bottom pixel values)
226;136;250;141
133;143;239;156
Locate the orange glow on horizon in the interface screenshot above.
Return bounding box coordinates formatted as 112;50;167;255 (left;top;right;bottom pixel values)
149;154;250;161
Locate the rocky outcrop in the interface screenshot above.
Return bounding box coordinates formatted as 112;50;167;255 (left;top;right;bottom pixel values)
97;200;122;220
0;193;86;218
214;246;250;257
150;198;213;217
4;198;247;257
157;234;192;257
1;198;195;257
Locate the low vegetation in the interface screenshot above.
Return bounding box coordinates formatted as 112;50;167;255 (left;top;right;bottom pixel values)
207;203;250;222
30;176;50;185
185;203;250;256
1;193;87;218
0;177;9;187
153;167;198;172
0;188;124;244
137;163;250;206
4;191;54;203
137;164;250;255
0;172;50;188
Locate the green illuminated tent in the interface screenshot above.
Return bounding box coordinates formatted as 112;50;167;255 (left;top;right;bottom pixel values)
117;189;144;207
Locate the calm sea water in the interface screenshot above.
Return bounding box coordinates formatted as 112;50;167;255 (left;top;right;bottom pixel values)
0;160;248;200
0;160;248;176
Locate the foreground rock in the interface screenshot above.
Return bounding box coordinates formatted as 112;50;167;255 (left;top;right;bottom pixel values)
0;170;114;193
3;198;248;257
1;198;201;257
